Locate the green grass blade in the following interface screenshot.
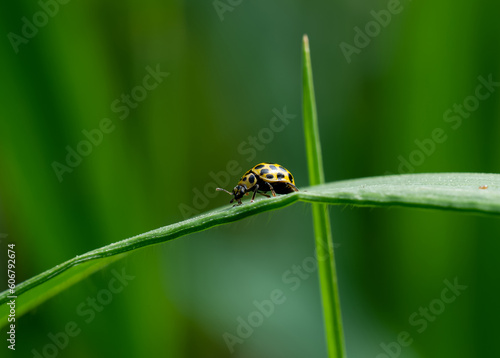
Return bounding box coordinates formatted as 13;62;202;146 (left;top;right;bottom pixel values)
302;34;346;358
1;172;500;328
300;173;500;213
302;35;324;186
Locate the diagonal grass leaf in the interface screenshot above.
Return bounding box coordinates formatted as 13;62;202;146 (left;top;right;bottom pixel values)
0;172;499;328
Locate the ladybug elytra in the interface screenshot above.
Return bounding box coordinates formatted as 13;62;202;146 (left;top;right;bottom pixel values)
217;162;299;205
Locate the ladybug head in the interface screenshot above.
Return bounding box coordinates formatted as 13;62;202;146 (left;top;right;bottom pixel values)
216;185;247;205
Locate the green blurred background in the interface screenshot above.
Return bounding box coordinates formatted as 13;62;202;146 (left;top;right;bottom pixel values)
1;0;500;357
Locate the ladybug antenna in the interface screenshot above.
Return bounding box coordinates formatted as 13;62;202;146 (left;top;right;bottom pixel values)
216;188;233;196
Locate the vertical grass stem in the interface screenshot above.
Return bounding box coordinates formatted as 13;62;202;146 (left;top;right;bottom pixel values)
302;34;346;358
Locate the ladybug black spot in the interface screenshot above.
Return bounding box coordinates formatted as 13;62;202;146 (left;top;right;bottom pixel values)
254;164;265;169
249;175;255;184
269;165;277;171
276;173;285;180
266;174;274;179
260;168;269;175
288;173;294;182
279;165;287;172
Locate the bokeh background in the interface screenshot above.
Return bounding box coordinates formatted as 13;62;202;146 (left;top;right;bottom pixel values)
1;0;500;357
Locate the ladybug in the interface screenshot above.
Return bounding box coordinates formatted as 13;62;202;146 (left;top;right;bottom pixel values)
217;162;299;205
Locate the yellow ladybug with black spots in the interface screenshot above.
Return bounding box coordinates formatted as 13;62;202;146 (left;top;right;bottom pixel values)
217;162;299;205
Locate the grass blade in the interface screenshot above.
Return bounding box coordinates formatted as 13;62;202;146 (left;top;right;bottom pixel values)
1;172;499;327
302;34;346;358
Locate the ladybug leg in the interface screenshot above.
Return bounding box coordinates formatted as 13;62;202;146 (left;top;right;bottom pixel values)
257;192;271;198
265;182;277;197
288;183;299;192
250;184;259;203
232;198;243;207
